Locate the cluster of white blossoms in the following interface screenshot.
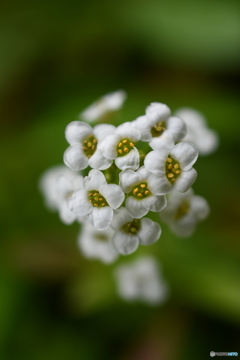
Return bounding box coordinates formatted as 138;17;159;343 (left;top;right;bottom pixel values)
39;90;218;304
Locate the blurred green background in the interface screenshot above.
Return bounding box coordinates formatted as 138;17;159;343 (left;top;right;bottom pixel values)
1;0;240;359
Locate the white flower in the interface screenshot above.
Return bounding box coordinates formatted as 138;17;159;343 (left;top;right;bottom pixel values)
99;122;141;171
111;207;162;255
64;122;116;171
39;165;77;211
67;169;124;230
80;90;127;123
175;108;219;155
144;132;198;194
114;256;169;305
133;102;187;149
56;174;84;224
78;222;118;264
160;188;210;237
119;166;167;218
39;165;84;224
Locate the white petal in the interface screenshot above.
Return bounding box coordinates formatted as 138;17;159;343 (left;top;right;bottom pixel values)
141;195;167;212
138;218;162;245
99;133;120;159
64;144;88;171
99;184;125;209
65;121;92;144
119;170;142;193
111;208;133;230
133;116;152;141
116;122;141;142
148;173;172;195
170;213;196;237
125;197;149;218
59;202;76;224
67;189;92;216
136;166;152;180
144;150;168;174
88;206;113;230
83;169;106;191
146;102;171;124
191;195;210;221
103;90;127;110
167;116;187;142
174;168;197;193
113;231;139;255
170;142;198;171
175;108;206;128
57;175;72;198
115;147;140;171
93;124;116;142
149;130;175;151
88;149;112;170
195;128;219;155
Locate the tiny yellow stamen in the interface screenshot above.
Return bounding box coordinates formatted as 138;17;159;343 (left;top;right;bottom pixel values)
82;146;87;150
101;203;105;206
167;158;172;163
133;188;139;194
176;170;181;174
145;190;150;195
118;142;123;147
87;154;91;158
91;145;95;150
140;184;146;188
168;173;174;178
93;139;97;144
130;142;134;147
123;139;127;144
93;204;98;207
99;198;103;201
93;193;97;196
168;164;173;169
118;149;123;154
137;193;143;197
124;148;129;153
89;193;93;196
174;164;179;169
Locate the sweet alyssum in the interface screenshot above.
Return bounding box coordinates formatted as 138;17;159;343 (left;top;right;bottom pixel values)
39;90;218;304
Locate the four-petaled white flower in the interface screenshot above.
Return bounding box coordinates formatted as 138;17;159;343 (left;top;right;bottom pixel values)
67;169;124;230
64;121;116;171
39;165;84;224
175;108;219;155
80;90;127;123
133;102;187;149
114;256;169;305
160;188;210;237
56;174;84;224
39;165;77;211
144;131;198;194
78;222;118;264
111;207;162;255
99;122;141;170
120;166;167;218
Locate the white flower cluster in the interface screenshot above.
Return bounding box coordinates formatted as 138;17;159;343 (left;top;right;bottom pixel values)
40;91;216;262
39;90;218;305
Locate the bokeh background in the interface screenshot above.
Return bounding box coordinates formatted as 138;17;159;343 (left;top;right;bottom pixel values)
1;0;240;359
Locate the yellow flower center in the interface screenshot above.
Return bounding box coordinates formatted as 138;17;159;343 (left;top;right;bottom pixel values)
82;134;97;158
122;219;141;234
165;155;181;184
151;121;166;137
131;182;152;199
88;190;108;207
117;139;135;157
175;200;190;220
